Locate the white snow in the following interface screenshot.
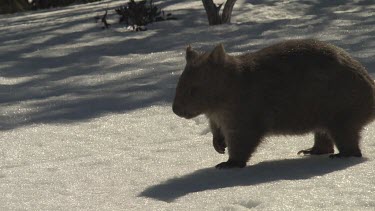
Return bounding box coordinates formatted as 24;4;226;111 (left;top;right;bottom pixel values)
0;0;374;210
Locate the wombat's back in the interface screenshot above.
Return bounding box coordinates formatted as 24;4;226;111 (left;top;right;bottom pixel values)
238;39;375;134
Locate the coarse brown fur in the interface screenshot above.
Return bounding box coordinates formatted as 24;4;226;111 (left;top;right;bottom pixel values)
172;39;375;169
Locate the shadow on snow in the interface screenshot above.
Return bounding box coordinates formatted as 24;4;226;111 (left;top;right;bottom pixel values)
139;156;365;202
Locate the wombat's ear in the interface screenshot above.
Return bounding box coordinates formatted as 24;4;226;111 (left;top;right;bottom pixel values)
186;45;199;62
209;43;226;64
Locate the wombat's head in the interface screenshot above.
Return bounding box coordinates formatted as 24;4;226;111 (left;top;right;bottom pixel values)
173;44;233;119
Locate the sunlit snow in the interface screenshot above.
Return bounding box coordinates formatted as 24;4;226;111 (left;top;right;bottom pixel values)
0;0;374;210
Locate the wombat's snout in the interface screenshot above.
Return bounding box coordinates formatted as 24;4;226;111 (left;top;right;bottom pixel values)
172;102;194;119
172;102;177;114
172;102;182;116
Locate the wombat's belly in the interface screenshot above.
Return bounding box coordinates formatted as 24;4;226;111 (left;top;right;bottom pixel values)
264;106;328;135
260;74;375;135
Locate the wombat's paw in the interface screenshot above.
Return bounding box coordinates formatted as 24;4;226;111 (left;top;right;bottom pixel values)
213;138;226;154
297;147;334;155
329;152;362;159
215;160;246;169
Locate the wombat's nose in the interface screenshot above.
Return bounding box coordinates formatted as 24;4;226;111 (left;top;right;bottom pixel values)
172;103;179;114
172;102;182;116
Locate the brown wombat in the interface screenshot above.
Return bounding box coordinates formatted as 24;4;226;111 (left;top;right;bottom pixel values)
172;39;375;169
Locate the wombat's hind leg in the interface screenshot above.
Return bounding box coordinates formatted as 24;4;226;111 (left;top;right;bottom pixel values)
328;127;362;158
298;132;334;155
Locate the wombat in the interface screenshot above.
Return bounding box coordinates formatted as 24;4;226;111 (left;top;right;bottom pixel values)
172;39;375;169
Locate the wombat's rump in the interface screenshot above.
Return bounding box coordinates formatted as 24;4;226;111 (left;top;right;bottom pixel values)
173;39;375;169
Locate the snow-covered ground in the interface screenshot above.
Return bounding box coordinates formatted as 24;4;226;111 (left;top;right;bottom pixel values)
0;0;374;210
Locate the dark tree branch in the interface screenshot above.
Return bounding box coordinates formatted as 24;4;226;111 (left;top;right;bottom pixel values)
101;9;111;29
202;0;237;25
222;0;237;23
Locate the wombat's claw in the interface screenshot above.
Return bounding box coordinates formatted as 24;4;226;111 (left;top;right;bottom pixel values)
215;148;225;154
297;149;313;155
329;154;343;159
329;152;362;159
297;148;334;155
213;139;226;154
215;160;246;169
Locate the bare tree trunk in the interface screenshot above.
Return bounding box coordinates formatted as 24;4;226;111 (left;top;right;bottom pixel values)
202;0;222;25
202;0;237;25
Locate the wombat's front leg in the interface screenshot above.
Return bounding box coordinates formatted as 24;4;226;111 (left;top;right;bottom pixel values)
216;128;264;169
209;120;226;154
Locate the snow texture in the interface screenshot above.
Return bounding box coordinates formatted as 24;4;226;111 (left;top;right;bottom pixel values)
0;0;374;210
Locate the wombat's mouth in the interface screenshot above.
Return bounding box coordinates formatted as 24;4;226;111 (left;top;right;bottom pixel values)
181;112;199;119
173;109;199;119
172;102;200;119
